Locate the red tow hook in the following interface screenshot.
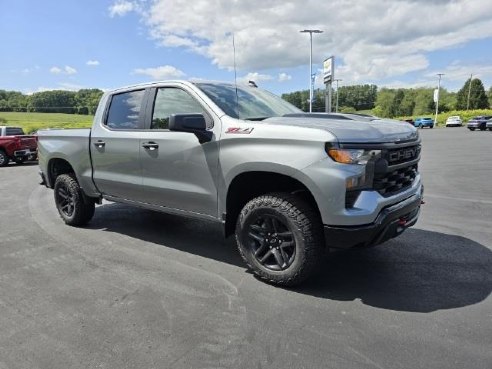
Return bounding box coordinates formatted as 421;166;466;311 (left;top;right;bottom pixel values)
398;218;407;226
421;200;426;205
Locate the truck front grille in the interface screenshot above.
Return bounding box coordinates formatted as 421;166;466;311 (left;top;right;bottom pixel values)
374;164;418;196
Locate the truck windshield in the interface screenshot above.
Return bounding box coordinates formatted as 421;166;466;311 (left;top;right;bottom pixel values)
195;83;302;120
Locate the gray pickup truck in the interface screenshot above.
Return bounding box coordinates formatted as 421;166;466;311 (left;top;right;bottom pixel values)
38;80;423;285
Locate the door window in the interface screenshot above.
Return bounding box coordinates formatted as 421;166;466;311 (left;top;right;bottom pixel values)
151;88;209;129
106;90;145;129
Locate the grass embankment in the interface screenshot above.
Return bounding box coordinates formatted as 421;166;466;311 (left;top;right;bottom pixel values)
0;112;93;134
398;109;492;127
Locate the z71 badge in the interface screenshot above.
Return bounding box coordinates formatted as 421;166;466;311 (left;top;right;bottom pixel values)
225;127;254;134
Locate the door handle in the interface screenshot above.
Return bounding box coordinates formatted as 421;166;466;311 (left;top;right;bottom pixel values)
94;140;105;148
142;142;159;150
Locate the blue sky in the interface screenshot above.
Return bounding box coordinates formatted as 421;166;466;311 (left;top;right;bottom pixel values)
2;0;492;95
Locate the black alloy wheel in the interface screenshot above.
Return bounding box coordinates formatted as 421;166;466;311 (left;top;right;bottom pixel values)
247;214;296;271
236;193;324;286
55;182;76;218
54;174;95;226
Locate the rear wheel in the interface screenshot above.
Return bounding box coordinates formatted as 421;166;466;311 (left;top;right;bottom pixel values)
235;193;324;286
54;174;95;226
488;128;492;131
0;150;9;167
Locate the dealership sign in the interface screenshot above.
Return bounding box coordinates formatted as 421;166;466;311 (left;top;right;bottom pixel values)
323;56;334;83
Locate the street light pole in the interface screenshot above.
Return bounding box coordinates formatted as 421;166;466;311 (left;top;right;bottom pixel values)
467;74;473;110
334;78;342;113
434;73;444;125
300;29;323;113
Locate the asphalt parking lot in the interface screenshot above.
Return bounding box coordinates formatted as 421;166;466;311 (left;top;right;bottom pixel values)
0;127;491;369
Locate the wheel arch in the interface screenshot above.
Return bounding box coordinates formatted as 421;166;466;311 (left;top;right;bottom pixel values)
47;158;76;188
224;170;322;237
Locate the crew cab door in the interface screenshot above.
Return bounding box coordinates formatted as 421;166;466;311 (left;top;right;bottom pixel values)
90;89;147;200
138;85;220;218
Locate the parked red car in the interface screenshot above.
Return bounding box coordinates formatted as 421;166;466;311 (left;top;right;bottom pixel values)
0;126;38;167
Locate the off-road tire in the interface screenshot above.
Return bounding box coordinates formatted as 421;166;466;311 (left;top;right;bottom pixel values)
0;150;9;167
235;193;324;286
54;174;95;226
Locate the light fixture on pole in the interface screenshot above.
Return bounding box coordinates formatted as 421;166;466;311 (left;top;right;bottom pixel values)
300;29;323;113
334;79;342;113
434;73;444;125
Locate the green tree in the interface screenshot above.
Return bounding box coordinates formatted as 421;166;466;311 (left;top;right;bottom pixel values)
413;88;434;115
337;84;377;111
399;89;416;116
373;88;396;117
282;89;310;112
30;90;76;113
487;86;492;109
75;89;103;115
456;78;489;109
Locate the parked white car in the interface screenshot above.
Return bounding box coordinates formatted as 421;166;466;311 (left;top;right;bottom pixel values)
445;116;462;127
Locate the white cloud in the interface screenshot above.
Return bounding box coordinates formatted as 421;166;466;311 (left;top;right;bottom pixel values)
238;72;273;84
86;60;100;66
109;1;137;17
133;65;185;80
64;66;77;75
116;0;492;83
50;66;77;75
50;66;62;74
278;73;292;82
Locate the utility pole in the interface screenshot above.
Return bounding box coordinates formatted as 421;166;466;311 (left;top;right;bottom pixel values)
466;74;473;110
434;73;444;125
334;79;342;113
300;29;323;113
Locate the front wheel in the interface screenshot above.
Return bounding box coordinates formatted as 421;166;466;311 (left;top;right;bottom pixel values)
54;174;95;226
235;193;324;286
469;128;475;131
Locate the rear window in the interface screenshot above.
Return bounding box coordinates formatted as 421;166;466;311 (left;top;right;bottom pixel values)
5;127;24;136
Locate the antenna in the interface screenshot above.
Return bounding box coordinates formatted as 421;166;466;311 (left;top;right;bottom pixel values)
232;32;239;117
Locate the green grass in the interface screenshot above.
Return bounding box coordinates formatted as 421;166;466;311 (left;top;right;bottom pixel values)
0;112;93;134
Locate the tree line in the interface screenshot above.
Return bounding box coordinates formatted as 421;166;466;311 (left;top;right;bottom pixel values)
0;89;104;115
282;78;492;118
1;78;491;118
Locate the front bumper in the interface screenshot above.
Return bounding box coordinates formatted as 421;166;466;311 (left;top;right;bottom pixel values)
324;187;423;249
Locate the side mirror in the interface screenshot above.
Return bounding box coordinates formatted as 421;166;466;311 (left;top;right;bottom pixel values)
169;114;212;143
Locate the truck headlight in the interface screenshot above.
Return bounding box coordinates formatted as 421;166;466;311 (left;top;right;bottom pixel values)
327;148;380;165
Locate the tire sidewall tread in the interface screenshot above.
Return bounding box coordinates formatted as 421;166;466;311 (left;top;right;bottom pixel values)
235;192;324;286
54;174;95;226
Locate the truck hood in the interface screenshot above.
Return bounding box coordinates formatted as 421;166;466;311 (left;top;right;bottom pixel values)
263;115;419;143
